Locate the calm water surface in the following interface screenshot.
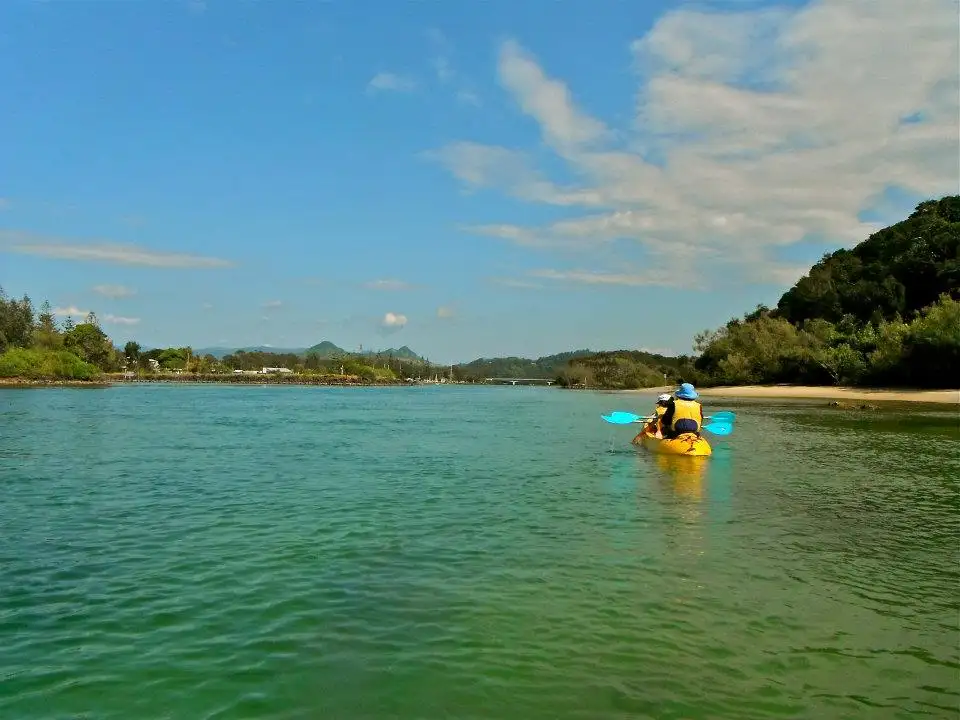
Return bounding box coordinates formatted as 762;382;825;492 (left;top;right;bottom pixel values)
1;384;958;719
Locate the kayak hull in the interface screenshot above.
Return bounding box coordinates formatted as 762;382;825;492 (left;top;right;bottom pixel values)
633;428;712;457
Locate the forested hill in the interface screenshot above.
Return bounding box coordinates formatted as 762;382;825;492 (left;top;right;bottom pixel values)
453;350;595;379
777;195;960;325
692;195;960;389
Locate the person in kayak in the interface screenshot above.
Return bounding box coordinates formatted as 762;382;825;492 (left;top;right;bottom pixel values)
660;383;704;438
649;393;672;438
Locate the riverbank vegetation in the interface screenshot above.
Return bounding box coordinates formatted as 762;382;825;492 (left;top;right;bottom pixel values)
0;295;454;384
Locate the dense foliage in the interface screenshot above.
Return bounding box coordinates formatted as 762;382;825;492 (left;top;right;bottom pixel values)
554;350;696;390
452;350;596;381
0;292;109;380
691;196;960;389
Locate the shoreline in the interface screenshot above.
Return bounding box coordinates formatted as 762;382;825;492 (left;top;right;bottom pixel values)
0;374;457;388
0;378;113;388
618;384;959;405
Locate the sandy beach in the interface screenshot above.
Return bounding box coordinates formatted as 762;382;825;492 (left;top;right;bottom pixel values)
621;384;959;405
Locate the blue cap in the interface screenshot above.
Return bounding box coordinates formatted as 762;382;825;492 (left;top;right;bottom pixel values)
676;382;698;400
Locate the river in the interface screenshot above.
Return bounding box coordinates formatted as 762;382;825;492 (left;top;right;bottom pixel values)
1;384;957;719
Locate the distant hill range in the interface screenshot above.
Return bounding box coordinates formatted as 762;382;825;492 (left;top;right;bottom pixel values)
195;341;426;361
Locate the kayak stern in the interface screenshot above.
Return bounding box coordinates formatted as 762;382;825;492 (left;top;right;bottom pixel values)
633;428;712;457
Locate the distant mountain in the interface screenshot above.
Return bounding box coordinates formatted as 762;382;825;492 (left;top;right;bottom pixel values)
196;345;307;359
304;340;348;357
361;345;423;361
194;340;424;361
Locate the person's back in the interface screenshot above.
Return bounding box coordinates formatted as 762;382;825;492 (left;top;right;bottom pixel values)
661;383;703;438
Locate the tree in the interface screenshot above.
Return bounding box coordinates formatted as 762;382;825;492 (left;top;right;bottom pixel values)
124;341;141;368
0;287;34;351
64;321;116;370
33;300;62;350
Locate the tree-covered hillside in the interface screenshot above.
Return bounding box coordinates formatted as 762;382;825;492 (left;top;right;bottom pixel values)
777;196;959;325
452;350;596;381
692;196;959;388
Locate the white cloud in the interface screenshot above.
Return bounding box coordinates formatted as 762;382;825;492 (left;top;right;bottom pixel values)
367;72;417;93
103;314;140;326
364;279;415;291
53;306;89;318
1;231;235;268
431;0;960;287
489;277;542;290
529;268;688;288
379;311;408;334
456;90;481;107
498;39;611;152
426;28;483;107
262;300;283;310
93;284;136;299
436;305;455;318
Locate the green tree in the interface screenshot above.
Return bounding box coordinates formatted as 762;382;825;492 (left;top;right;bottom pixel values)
64;321;116;370
0;287;34;351
32;301;62;350
123;341;141;370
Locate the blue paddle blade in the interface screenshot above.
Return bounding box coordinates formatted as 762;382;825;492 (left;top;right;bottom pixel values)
602;411;642;424
703;421;733;436
602;412;642;425
708;411;736;422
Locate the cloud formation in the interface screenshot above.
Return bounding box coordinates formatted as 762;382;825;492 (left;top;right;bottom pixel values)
2;231;235;268
103;314;140;326
379;311;408;334
528;268;686;288
93;284;136;299
426;28;482;107
363;278;415;291
431;0;959;287
262;299;283;310
367;72;417;93
436;305;455;318
53;306;89;318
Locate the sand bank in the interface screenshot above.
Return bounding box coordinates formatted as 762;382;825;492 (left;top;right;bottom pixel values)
620;384;958;405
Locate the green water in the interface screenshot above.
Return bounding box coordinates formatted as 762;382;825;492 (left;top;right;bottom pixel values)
1;385;958;719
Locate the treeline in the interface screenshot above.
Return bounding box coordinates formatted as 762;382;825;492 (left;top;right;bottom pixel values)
0;295;452;383
453;350;596;381
554;350;695;390
0;295;116;380
691;195;959;388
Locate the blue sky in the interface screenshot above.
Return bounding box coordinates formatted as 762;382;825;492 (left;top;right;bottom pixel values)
1;0;957;363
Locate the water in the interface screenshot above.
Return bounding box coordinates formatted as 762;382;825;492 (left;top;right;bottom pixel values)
1;384;958;719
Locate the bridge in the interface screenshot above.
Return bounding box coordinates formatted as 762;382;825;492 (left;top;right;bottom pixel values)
485;377;555;386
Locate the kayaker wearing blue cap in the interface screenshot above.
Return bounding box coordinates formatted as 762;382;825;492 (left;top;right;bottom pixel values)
660;383;704;439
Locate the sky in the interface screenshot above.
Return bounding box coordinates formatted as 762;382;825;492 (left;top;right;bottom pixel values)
1;0;957;364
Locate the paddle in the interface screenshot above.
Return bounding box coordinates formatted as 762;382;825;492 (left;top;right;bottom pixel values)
600;410;737;425
702;421;733;436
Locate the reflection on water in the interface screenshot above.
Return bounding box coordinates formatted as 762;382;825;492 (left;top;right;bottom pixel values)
652;454;710;502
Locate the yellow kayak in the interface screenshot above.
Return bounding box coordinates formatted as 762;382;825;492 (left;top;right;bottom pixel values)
632;427;712;457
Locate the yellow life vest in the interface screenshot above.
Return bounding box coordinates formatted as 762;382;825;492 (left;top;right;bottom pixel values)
669;398;702;432
654;405;667;418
